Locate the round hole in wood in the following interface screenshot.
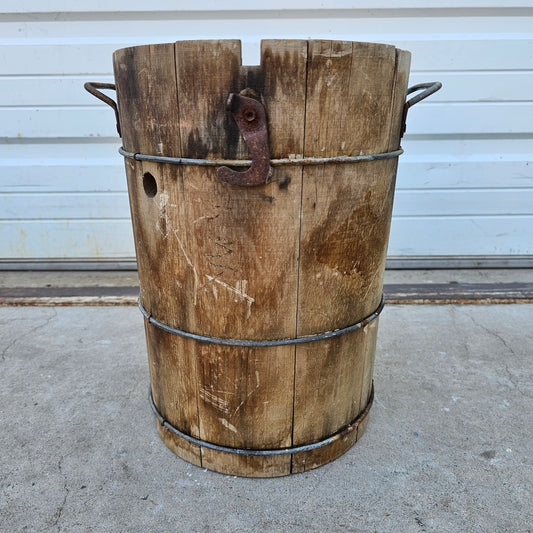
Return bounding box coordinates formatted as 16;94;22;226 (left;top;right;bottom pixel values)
143;172;157;197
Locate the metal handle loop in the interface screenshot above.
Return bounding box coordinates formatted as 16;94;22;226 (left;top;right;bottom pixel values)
401;81;442;137
84;82;121;136
405;82;442;110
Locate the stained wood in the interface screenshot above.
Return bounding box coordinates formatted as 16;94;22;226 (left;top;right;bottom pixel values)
289;41;406;471
357;49;411;411
172;39;308;477
113;44;181;157
292;383;373;474
298;40;398;330
113;43;202;465
113;39;414;476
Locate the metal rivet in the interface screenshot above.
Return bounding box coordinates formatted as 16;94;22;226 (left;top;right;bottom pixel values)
244;110;256;122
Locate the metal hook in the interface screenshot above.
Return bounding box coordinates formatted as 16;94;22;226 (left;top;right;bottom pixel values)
217;93;272;187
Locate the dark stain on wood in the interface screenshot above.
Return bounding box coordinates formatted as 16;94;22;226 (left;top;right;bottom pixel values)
311;188;391;278
110;39;414;477
278;176;291;189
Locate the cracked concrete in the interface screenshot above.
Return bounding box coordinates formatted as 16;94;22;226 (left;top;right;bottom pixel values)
51;457;69;530
0;304;531;532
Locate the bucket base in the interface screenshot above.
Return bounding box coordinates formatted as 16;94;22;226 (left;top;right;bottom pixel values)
151;385;373;478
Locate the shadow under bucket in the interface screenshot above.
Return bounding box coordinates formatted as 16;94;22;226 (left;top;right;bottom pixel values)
86;39;440;477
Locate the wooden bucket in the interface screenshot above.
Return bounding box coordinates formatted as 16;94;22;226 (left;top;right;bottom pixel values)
86;39;440;477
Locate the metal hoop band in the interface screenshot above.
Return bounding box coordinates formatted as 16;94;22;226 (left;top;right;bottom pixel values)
150;383;373;456
139;296;384;347
119;147;403;167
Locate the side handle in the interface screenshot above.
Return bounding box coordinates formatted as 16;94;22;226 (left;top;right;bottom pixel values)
84;82;121;137
401;82;442;137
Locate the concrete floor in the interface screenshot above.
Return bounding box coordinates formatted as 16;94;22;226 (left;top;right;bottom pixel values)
0;301;531;532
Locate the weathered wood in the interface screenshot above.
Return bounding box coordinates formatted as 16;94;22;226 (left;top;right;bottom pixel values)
357;49;411;412
172;39;307;477
298;40;398;332
112;39;414;476
290;41;406;472
113;44;181;157
113;43;202;466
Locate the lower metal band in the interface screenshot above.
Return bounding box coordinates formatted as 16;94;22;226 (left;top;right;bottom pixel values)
150;383;373;456
139;296;384;347
119;147;403;167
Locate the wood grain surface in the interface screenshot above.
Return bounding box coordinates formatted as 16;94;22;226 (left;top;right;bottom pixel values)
291;42;410;472
112;39;411;476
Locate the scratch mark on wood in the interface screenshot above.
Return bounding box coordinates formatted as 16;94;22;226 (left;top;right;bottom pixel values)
233;399;245;415
174;229;199;305
193;215;218;225
218;417;238;434
205;275;254;318
156;192;170;238
233;370;262;415
199;387;230;414
361;265;380;302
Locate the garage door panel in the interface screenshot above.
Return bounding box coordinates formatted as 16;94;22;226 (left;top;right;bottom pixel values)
1;6;531;261
3;102;532;138
389;216;533;256
0;220;134;259
0;192;130;220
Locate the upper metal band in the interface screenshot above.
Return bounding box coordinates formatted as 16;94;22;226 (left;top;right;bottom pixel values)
119;147;403;167
139;296;384;347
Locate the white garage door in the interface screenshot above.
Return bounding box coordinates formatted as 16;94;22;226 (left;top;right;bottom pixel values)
1;1;532;266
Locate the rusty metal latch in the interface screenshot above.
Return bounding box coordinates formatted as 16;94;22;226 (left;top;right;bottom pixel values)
216;93;273;187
